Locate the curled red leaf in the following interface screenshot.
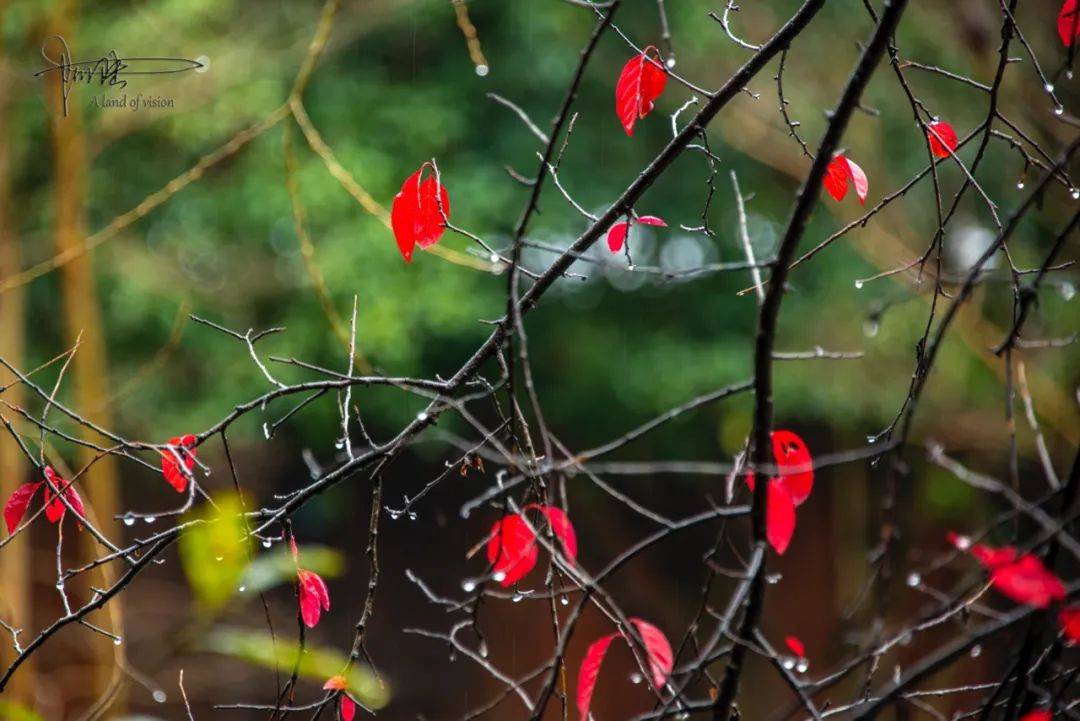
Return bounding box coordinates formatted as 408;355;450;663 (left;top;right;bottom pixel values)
615;47;668;136
532;504;579;562
771;430;813;506
823;154;868;204
766;479;796;555
926;121;958;159
486;513;539;587
4;482;42;535
576;632;616;721
1020;711;1052;721
162;434;197;494
1059;0;1080;47
340;696;356;721
297;568;331;627
391;163;450;263
989;554;1065;609
970;543;1018;569
42;467;84;526
629;618;673;690
784;635;806;658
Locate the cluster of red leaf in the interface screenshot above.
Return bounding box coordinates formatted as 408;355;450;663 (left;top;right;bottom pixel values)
745;430;814;555
161;434;198;493
390;162;450;263
323;675;357;721
486;504;577;586
926;120;958;159
606;215;667;253
823;154;869;204
4;466;85;535
291;535;331;628
949;534;1077;644
576;618;673;720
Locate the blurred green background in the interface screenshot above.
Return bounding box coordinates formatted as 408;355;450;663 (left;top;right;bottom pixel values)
0;0;1077;719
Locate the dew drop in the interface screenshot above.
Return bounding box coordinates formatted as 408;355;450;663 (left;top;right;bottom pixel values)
1055;105;1065;116
408;511;418;521
512;593;524;603
900;632;913;646
906;572;921;587
970;644;982;658
462;579;477;593
1069;70;1075;80
263;423;271;439
782;658;796;670
153;690;167;703
863;320;880;338
1045;82;1055;93
417;411;429;423
387;509;401;520
492;571;506;583
215;555;224;562
627;264;636;271
238;585;246;593
796;659;809;673
334;439;344;450
1072;188;1080;200
262;538;272;549
123;517;135;527
665;57;676;69
144;516;156;524
766;573;782;585
560;595;569;606
479;640;489;658
475;64;489;77
489;253;499;264
1060;282;1076;301
953;534;972;550
114;637;123;646
867;435;877;444
630;672;644;685
854;279;864;289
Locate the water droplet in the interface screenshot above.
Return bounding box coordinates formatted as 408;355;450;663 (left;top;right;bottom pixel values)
782;658;796;670
512;593;523;603
796;659;809;673
263;422;271;439
492;571;506;583
479;640;489;658
238;585;246;593
387;509;401;520
1069;70;1075;80
408;511;418;521
900;632;913;646
863;320;880;338
906;572;921;587
1055;105;1065;116
854;279;864;289
867;435;877;444
194;55;210;74
953;535;972;550
417;411;429;422
153;690;167;703
215;555;224;562
559;595;569;606
55;580;64;590
630;672;644;684
1060;282;1076;301
1045;83;1055;93
123;517;135;527
114;637;122;646
262;538;272;549
489;253;499;264
970;644;982;658
665;57;676;69
893;665;902;684
144;516;156;524
334;439;344;450
766;573;782;585
475;64;489;77
462;579;477;593
1072;188;1080;200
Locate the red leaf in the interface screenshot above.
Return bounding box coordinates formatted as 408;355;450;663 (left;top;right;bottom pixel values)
605;215;666;253
926;121;958;159
766;479;797;555
323;675;349;691
340;696;356;721
43;467;81;525
1059;605;1080;645
486;513;539;586
297;568;331;627
784;635;806;658
629;618;673;690
970;543;1018;569
771;430;813;506
990;554;1065;609
823;155;868;204
576;632;616;720
615;47;667;136
1020;711;1052;721
1059;0;1080;46
606;222;631;253
4;482;41;535
391;163;449;263
535;504;579;562
162;434;197;494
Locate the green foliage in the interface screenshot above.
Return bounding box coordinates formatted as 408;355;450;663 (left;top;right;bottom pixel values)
241;543;345;595
179;494;251;612
204;627;388;707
